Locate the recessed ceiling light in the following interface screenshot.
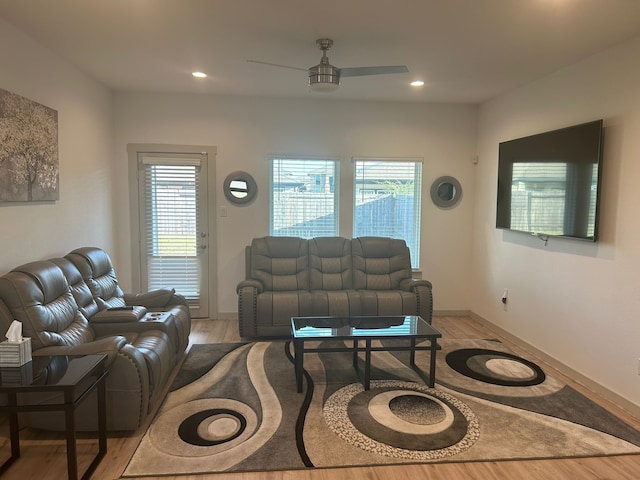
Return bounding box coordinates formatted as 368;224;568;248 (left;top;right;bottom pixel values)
410;80;425;87
192;71;207;78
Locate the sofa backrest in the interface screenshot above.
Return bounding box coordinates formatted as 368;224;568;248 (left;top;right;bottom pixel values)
352;237;412;290
309;236;353;290
250;236;309;291
0;260;94;351
50;257;101;320
66;247;126;309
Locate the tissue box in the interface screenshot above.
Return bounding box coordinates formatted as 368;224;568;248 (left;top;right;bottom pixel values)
0;360;33;385
0;338;32;367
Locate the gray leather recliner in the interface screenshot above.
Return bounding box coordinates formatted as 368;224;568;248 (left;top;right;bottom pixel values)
0;251;190;432
237;236;433;338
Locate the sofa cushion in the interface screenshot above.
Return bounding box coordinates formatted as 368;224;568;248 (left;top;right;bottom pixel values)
49;257;101;319
0;261;95;350
352;237;413;290
310;290;361;317
66;247;125;309
309;236;353;290
358;290;421;316
256;291;312;328
250;236;309;291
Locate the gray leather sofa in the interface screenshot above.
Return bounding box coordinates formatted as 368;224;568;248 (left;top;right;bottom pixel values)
0;247;190;432
237;236;433;338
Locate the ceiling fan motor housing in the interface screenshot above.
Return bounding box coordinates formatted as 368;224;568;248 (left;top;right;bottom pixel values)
309;39;339;92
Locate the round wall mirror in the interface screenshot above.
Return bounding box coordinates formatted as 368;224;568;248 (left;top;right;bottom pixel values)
223;171;257;205
430;176;462;209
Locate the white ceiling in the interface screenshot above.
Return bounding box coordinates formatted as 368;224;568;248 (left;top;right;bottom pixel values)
2;0;640;103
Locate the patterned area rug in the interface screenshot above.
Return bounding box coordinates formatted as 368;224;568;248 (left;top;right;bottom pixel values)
122;339;640;476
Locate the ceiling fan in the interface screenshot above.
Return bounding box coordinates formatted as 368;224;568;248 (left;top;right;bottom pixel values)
247;38;409;92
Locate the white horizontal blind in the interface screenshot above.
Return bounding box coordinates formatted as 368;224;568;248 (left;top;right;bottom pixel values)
270;157;338;237
353;158;422;268
142;159;201;307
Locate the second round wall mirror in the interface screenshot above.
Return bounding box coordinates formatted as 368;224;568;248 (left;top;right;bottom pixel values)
430;176;462;209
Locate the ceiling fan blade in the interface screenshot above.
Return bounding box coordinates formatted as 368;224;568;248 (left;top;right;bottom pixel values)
338;65;409;78
246;59;308;72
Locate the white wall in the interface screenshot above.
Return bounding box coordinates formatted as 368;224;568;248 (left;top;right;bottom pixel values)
472;36;640;409
0;20;115;272
113;93;477;315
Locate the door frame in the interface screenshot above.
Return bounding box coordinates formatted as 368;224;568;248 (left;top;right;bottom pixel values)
127;143;217;318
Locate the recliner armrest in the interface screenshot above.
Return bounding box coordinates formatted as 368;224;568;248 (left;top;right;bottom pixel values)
34;335;128;366
91;306;148;323
399;278;433;291
123;289;184;308
236;279;263;294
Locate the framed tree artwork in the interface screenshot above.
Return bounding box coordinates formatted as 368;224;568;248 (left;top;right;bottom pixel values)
0;88;59;202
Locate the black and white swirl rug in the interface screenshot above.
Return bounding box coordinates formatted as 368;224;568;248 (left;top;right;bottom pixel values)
123;339;640;477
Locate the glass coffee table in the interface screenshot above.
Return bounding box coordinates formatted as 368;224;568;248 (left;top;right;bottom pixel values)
291;315;441;392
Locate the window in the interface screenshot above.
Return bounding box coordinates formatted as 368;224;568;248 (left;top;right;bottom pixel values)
353;158;422;268
270;157;339;237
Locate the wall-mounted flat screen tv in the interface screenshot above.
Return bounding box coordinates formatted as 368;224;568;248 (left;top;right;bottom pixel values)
496;120;604;242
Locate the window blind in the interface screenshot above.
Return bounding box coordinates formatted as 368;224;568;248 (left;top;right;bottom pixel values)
270;157;338;237
353;158;422;268
142;160;201;307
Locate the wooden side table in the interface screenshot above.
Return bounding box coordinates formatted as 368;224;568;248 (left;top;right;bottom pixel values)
0;354;108;480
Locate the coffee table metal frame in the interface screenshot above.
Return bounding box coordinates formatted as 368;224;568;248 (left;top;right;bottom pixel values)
291;315;441;392
0;354;108;480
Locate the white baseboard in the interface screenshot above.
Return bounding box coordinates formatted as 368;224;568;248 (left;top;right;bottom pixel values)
469;312;640;419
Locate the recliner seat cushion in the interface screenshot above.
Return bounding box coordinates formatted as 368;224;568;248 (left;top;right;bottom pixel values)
358;290;420;316
309;290;361;317
256;291;312;327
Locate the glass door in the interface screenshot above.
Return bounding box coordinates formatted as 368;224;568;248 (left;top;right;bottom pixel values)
138;152;209;318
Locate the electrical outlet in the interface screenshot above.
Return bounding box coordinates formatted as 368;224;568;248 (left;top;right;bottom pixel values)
501;289;508;304
637;358;640;376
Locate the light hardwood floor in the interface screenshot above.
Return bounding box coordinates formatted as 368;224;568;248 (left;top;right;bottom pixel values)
2;315;640;480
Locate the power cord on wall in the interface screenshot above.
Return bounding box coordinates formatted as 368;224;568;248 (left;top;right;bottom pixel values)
532;233;549;246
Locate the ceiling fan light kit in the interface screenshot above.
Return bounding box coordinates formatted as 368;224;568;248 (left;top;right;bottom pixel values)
309;66;339;92
249;38;409;93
